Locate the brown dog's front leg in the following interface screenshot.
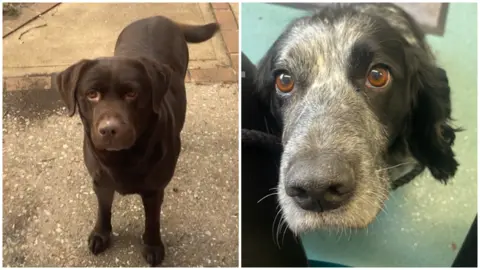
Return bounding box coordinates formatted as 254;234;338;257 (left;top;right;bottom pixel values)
88;181;115;255
140;190;165;267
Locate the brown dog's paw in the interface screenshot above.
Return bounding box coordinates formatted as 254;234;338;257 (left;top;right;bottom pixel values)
142;243;165;267
88;231;111;255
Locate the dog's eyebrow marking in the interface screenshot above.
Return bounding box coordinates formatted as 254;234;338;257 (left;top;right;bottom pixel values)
348;41;374;79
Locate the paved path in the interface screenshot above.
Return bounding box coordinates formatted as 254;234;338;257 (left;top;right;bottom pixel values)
3;3;239;267
3;2;238;82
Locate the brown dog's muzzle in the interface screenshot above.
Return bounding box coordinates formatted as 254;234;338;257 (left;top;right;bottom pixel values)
91;115;136;151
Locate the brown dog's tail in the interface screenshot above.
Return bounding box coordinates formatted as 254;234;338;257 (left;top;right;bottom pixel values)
178;22;219;43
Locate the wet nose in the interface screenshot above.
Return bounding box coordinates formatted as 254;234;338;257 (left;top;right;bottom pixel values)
284;154;355;212
98;118;121;138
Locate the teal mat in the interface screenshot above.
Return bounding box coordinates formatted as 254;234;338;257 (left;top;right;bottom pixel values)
308;260;348;267
242;3;477;267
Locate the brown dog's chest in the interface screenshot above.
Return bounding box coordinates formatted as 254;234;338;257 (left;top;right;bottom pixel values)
96;156;178;195
84;137;180;195
106;168;150;194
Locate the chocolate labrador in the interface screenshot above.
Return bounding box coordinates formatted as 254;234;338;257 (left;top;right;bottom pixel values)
55;16;218;266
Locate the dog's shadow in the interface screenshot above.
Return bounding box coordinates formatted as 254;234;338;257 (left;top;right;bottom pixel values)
3;82;66;125
82;228;183;267
81;229;146;266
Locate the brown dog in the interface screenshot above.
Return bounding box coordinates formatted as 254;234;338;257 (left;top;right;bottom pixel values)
55;16;219;266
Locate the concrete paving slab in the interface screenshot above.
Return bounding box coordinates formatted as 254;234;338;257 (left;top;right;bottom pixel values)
3;3;231;77
3;83;239;267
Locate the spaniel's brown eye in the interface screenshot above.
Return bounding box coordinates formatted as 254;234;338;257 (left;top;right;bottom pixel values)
275;73;295;93
86;91;100;101
125;91;138;99
366;66;391;88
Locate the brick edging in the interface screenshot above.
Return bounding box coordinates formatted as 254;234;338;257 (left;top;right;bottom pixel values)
3;74;54;92
185;3;238;84
3;65;237;92
3;68;237;91
211;3;239;71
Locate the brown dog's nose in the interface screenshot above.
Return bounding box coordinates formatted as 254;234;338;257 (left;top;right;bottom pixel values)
284;154;355;212
98;118;121;138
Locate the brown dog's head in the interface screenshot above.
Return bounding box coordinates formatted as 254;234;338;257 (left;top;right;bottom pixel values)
56;57;173;151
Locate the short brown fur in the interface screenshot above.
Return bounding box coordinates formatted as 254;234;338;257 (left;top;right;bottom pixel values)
55;16;218;266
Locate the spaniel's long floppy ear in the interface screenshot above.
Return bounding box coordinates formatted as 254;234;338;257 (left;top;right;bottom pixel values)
255;40;285;127
138;58;182;114
406;47;460;183
55;59;95;117
255;19;298;102
255;44;277;101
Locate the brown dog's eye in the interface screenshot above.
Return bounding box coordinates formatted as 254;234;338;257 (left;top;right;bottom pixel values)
366;66;391;88
86;91;100;101
275;73;295;93
125;91;138;99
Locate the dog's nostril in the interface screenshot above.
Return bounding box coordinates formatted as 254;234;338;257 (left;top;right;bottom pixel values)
98;119;121;137
329;183;353;196
98;126;118;137
286;180;355;212
285;155;356;212
285;186;307;198
324;184;353;203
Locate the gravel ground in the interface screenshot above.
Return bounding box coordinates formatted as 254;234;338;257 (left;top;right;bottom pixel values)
3;83;239;267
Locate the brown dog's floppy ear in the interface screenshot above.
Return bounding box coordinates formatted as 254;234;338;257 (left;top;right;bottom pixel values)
55;59;94;117
138;58;182;114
